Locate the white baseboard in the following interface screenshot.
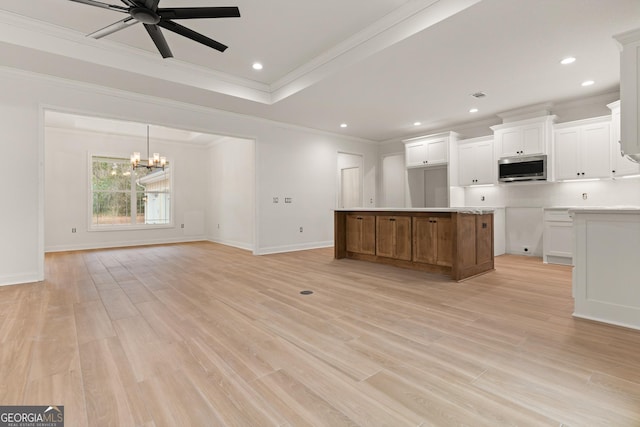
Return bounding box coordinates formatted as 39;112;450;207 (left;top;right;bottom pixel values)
256;241;333;255
572;313;640;332
44;236;207;253
0;272;43;287
207;238;254;252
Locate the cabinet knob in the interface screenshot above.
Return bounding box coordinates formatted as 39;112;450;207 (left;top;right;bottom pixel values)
581;172;585;176
576;172;580;176
612;170;616;174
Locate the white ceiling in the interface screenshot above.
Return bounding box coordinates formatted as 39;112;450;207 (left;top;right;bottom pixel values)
1;0;639;142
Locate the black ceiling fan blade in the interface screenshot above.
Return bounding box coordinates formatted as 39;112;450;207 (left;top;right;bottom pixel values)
158;7;240;20
144;0;160;11
158;20;228;52
88;16;138;39
144;23;173;58
68;0;129;13
120;0;137;7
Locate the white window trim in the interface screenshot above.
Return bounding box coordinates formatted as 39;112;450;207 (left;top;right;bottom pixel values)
87;151;175;232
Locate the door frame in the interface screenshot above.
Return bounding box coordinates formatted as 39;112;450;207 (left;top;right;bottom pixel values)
337;151;364;208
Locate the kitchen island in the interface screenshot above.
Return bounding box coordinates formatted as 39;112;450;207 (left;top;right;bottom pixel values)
334;208;494;281
571;207;640;330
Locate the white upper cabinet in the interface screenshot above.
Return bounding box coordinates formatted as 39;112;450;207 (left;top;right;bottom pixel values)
491;116;556;158
614;28;640;162
554;117;611;181
608;100;640;177
458;136;494;186
403;132;457;168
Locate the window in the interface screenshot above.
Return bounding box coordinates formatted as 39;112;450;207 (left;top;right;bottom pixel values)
91;156;171;228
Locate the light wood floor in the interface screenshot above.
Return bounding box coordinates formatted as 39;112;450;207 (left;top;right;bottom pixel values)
2;242;640;426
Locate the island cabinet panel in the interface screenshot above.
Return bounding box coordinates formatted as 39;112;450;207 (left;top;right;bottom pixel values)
345;214;376;255
335;210;494;281
476;214;493;265
412;216;452;267
452;213;494;281
376;216;412;260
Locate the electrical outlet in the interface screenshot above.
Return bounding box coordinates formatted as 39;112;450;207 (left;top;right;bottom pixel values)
299;226;303;233
285;197;292;203
181;224;185;229
71;227;76;233
582;193;588;200
273;197;279;203
481;195;485;201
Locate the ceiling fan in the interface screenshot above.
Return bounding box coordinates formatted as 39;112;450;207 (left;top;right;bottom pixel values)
68;0;240;58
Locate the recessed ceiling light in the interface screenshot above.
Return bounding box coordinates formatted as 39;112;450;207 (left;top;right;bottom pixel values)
581;80;595;87
469;108;478;113
340;123;347;128
561;57;576;65
252;62;263;70
413;121;421;126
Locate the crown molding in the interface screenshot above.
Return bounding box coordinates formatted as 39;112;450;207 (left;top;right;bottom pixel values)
0;10;273;104
0;0;480;105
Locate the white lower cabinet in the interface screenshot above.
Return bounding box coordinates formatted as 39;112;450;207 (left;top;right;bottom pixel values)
543;208;573;265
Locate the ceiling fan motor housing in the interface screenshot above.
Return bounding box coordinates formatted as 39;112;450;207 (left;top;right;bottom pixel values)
131;8;161;24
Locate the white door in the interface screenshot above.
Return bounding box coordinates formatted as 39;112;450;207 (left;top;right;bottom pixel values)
382;153;405;207
340;167;361;208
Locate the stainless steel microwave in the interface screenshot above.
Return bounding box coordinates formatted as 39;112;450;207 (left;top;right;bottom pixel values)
498;154;547;182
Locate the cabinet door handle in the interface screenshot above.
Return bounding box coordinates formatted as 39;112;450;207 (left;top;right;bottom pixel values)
389;218;396;222
356;217;363;220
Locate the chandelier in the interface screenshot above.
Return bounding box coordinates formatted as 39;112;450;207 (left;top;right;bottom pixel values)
131;125;166;170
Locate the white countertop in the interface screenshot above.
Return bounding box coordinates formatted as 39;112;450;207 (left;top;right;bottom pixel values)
568;206;640;214
334;207;495;213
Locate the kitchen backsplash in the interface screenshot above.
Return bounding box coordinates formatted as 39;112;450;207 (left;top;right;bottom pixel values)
464;176;640;208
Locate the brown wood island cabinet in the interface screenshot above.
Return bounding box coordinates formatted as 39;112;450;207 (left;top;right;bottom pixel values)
335;209;494;281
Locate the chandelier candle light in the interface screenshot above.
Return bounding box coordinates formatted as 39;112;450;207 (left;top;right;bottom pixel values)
131;125;166;170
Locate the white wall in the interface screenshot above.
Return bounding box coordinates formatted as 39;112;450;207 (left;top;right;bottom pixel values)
0;78;41;285
380;152;405;207
0;68;378;285
208;136;255;251
44;126;209;252
256;126;378;254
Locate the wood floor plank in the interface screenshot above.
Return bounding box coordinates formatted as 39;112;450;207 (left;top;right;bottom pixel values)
28;304;79;381
112;315;194;383
99;288;139;320
24;370;88;427
73;300;115;345
79;337;153;426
